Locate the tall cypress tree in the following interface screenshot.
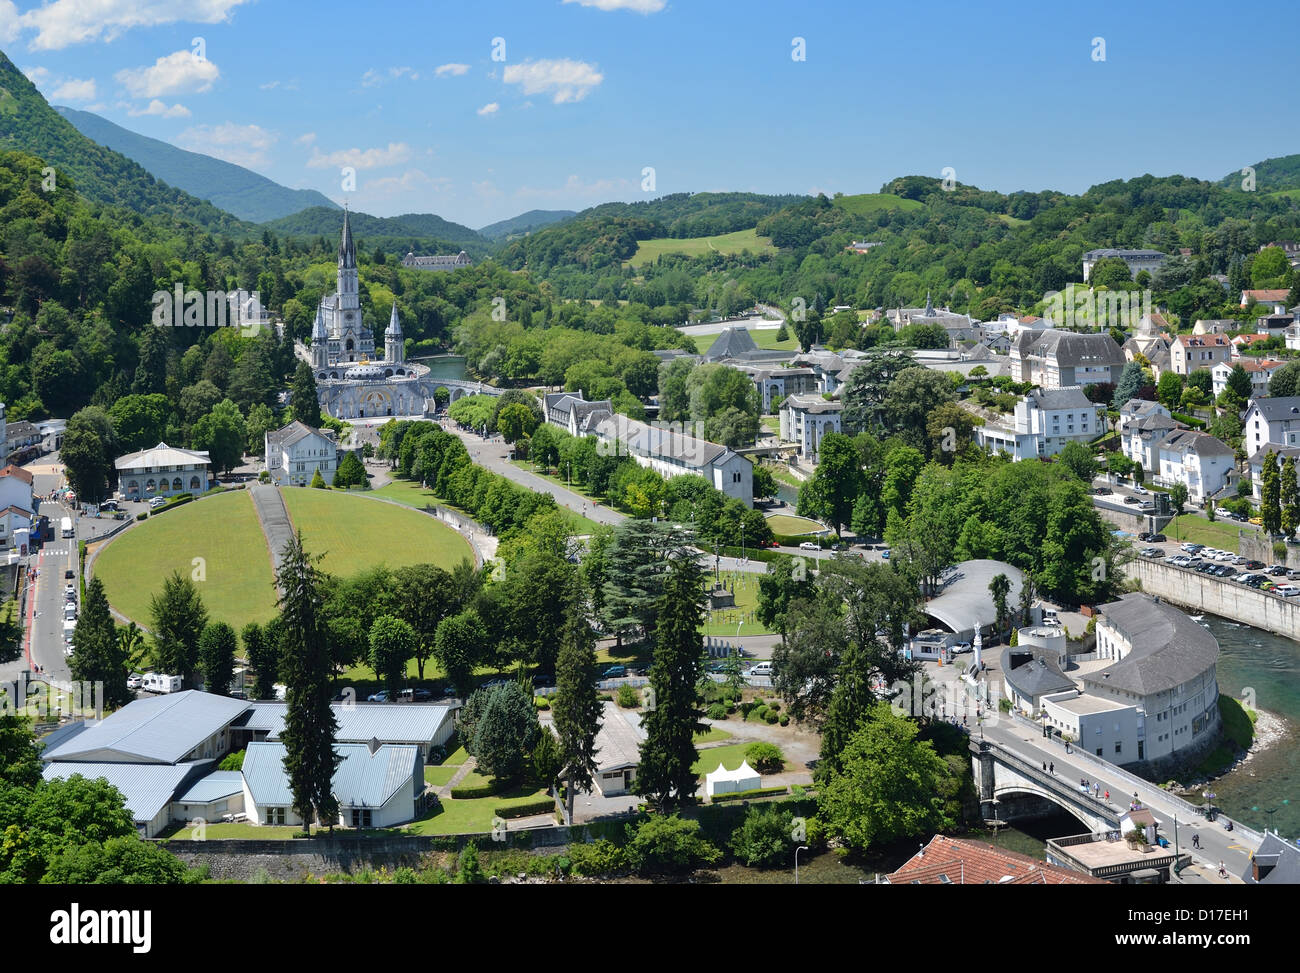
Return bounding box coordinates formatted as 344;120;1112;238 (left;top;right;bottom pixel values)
290;361;323;428
1262;452;1282;537
1281;456;1300;540
149;571;208;687
276;530;340;832
552;578;602;824
70;576;130;707
635;554;706;812
197;622;237;696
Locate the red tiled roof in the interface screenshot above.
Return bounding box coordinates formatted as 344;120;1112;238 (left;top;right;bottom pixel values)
0;464;33;485
1234;359;1286;372
1176;334;1229;347
886;835;1103;885
1243;289;1290;303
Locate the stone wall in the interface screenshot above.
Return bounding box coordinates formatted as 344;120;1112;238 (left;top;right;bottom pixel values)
1126;558;1300;641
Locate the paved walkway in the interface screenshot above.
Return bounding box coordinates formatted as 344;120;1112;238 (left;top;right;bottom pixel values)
437;757;478;798
248;483;295;581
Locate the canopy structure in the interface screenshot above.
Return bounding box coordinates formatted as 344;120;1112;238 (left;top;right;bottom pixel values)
705;759;761;798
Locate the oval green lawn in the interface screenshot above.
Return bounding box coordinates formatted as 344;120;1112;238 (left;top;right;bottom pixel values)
765;513;825;535
93;490;279;631
280;488;473;579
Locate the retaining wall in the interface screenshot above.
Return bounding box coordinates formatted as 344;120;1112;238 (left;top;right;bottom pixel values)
1126;558;1300;642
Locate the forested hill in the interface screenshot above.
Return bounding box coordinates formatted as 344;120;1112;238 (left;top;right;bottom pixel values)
261;206;485;254
55;106;338;223
1217;154;1300;195
0;50;247;234
477;209;577;240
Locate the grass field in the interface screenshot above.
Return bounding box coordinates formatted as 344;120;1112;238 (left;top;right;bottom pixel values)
1164;515;1249;552
830;192;922;216
692;741;784;777
281;488;473;578
749;326;799;352
765;513;824;535
424;766;458;787
702;569;771;637
405;784;552;835
93;490;279;630
629;228;774;267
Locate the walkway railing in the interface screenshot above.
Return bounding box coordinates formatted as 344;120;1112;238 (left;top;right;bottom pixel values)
977;740;1118;825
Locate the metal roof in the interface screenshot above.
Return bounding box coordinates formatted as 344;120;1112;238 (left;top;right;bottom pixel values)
924;560;1025;634
594;701;644;772
1084;594;1219;696
41;691;250;764
42;761;199;823
174;770;245;805
114;442;211;471
242;741;419;809
237;701;455;744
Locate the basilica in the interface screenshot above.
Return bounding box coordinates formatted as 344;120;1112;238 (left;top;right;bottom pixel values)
304;210;493;419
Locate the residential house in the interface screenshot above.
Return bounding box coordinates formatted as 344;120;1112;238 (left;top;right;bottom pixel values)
974;386;1103;461
1123;412;1183;473
737;365;819;413
1241;289;1290;312
4;420;42;465
888;293;977;344
779;394;843;461
1231;333;1275;357
115;443;212;499
1193;319;1236;335
542;391;614;437
1244;396;1300;457
1082;248;1167;282
1155;430;1235;503
1241;832;1300;885
1117;399;1170;434
1257;312;1295;335
591;701;644;797
1247;445;1300;503
1010;330;1126;388
1170;334;1232;376
590;411;753;505
1211;359;1285;399
884;834;1103;885
264;421;338;488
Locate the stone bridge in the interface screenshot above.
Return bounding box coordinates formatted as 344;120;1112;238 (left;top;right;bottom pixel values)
971;740;1120;834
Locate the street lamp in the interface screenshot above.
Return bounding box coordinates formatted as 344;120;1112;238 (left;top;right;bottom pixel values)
1250;799;1290;834
795;845;809;884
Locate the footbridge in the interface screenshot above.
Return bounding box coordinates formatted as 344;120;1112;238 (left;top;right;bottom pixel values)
971;739;1121;833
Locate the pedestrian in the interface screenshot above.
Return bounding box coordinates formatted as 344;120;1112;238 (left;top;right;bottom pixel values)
1104;790;1109;802
1218;862;1227;880
1192;834;1200;850
1049;762;1054;774
1043;762;1048;772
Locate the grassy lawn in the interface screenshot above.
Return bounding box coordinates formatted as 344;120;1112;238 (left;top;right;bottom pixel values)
770;467;804;489
749;327;798;352
692;741;783;777
629;228;774;267
442;745;470;766
830;192;922;216
695;725;733;744
281;488;473;578
1165;515;1249;552
369;477;443;509
93;490;278;630
404;785;552;835
702;569;771;636
165;821;301;841
765;513;824;535
424;766;458;787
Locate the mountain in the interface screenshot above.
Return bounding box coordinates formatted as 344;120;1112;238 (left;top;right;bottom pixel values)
0;50;246;233
261;206;485;253
478;209;577;241
1218;154;1300;195
55;106;337;223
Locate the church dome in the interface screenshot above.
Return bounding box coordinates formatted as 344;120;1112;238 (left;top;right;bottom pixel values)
344;363;385;381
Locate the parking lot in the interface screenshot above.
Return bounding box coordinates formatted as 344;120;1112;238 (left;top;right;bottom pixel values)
1133;540;1300;599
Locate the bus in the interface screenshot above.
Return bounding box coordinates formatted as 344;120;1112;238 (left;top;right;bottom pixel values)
60;516;73;539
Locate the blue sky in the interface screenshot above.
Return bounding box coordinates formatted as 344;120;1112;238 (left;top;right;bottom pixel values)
3;0;1297;228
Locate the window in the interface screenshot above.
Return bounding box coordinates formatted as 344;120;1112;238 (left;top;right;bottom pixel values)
1115;742;1122;754
350;808;372;828
1095;748;1103;756
269;807;286;825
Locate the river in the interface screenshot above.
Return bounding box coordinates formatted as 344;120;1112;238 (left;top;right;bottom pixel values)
411;354;470;383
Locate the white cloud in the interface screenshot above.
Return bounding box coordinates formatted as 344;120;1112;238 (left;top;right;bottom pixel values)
176;121;276;169
0;1;21;43
361;66;419;88
562;0;665;11
435;62;469;77
22;65;50;85
18;0;251;51
516;173;631;200
50;77;96;100
364;168;450;196
306;142;412;171
259;80;279;90
503;58;603;104
294;132;317;146
128;98;190;118
477;102;499;116
116;50;219;98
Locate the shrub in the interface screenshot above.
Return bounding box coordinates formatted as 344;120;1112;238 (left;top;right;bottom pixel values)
779;714;789;727
764;709;779;724
258;470;271;483
534;696;550;710
136;511;148;521
729;805;797;867
746;742;785;773
709;785;791;804
707;703;728;721
218;749;245;771
567;839;626;876
616;685;640;708
746;704;769;723
624;815;722;875
998;698;1013;713
766;700;781;713
495;798;555;819
450;780;506;800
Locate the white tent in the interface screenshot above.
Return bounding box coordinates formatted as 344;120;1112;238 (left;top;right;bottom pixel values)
705;759;761;798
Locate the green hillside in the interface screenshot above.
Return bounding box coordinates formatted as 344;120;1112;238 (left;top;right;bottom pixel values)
262;206;485;253
1219;154;1300;193
478;209;577;240
630;227;775;266
0;50;247;233
55;106;338;222
831;192;923;215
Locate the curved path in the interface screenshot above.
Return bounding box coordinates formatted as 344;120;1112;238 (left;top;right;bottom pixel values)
248;483;295;583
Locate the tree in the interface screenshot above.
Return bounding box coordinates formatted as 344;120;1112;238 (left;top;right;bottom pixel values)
1269;362;1300;398
1168;482;1188;521
1282;456;1300;540
0;774;138;883
290;361;323;427
729;804;797;868
69;577;130;707
600;520;692;647
531;728;563;790
332;450;366;489
1057;441;1097;483
245;402;278;456
1226;364;1253;402
434;608;486;696
107;393;170;453
635;554;706;811
817;702;957;852
496;402;540;443
552;580;602;823
471;682;541;781
389;564;452;680
242;622;279;700
369;615;417;697
43;834;198;885
1261;453;1282;537
989;573;1011;636
197;622;237;696
841;350;918;434
882;368;955;448
757;554;816;638
925;402;977;464
751;463;777;500
191;399;246;474
796;432;862;536
275;531;341;833
1111;361;1149;409
1156;371;1184;410
0;712;45;790
624;814;721;875
149;571;209;687
310;469;326;488
1089;257;1136;288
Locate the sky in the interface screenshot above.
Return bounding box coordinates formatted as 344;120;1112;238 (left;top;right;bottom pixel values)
2;0;1298;229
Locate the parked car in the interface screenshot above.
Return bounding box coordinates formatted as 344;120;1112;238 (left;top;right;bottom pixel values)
746;662;774;677
366;691;389;702
1132;485;1149;495
881;548;891;560
399;688;433;702
1093;486;1112;495
600;665;626;679
1245;560;1266;570
1275;584;1300;597
1123;496;1141;505
1287;568;1300;580
951;642;973;654
1218;566;1237;578
1139;502;1156;512
64;568;74;580
1182;543;1204;553
126;674;143;690
1139;547;1163;558
149;496;167;509
1148;534;1166;543
1138;532;1153;542
1268;565;1288;576
798;541;818;550
1232;556;1249;566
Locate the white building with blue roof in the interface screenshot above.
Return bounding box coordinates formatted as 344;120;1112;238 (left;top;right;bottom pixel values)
41;762;205;838
241;741;423;829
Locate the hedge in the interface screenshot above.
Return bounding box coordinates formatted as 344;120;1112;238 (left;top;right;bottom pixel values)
714;545;780;563
450;780;507;800
494;798;556;819
153;493;194;514
1169;412;1206;430
709;786;790;804
135;511;148;522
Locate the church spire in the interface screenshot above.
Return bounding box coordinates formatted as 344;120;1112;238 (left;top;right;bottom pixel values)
386;301;402;336
924;289;934;316
338;205;357;270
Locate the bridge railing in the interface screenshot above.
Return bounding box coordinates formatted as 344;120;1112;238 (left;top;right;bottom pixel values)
1005;711;1265;845
977;740;1117;823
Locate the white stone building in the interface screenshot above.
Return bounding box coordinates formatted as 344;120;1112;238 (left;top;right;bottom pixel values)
115;443;211;499
778;394;842;461
1155;430;1235;503
1244;396;1300;456
973;387;1102;461
264;421;338;487
1082;248;1167;282
1010;330;1126;388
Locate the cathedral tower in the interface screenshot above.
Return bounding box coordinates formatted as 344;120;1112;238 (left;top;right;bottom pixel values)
385;302;404;365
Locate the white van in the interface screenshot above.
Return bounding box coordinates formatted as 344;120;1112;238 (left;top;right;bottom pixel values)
747;662;774;677
62;619;76;642
142;672;182;693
